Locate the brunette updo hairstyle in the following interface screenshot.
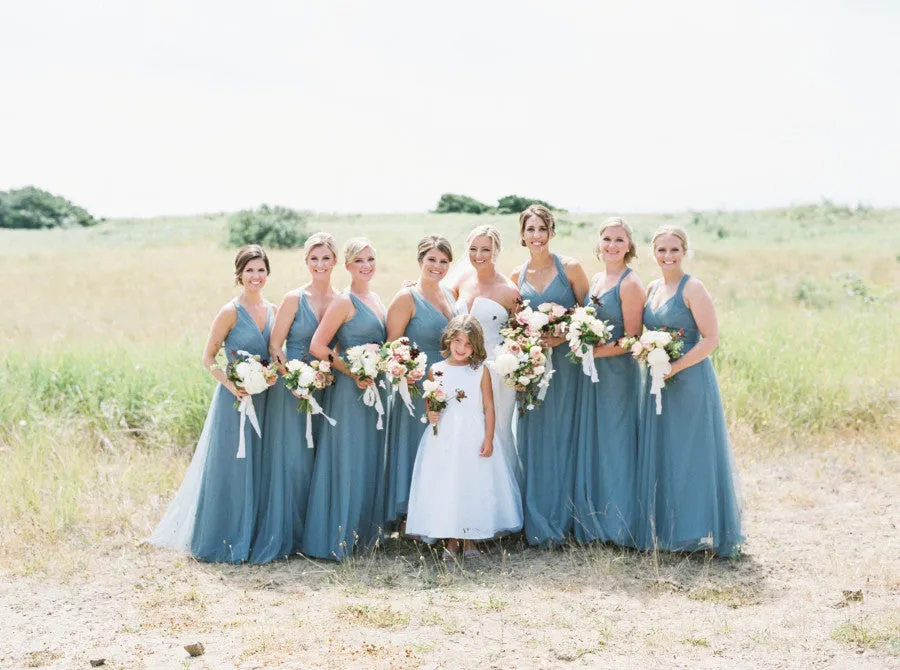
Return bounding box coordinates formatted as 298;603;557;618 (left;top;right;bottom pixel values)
595;217;637;264
234;244;270;285
651;226;690;254
417;234;453;263
519;204;556;247
440;315;487;368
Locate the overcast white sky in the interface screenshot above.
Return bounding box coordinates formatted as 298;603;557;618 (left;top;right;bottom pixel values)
1;1;897;218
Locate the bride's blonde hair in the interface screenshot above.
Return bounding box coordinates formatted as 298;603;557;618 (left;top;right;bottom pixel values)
440;315;487;368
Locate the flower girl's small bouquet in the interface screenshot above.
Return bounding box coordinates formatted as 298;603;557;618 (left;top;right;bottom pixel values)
282;358;337;449
420;375;449;436
382;337;428;417
620;328;685;415
564;306;614;382
224;350;278;458
491;332;552;415
344;343;388;430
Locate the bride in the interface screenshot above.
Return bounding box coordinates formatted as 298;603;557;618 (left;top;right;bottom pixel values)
446;224;523;488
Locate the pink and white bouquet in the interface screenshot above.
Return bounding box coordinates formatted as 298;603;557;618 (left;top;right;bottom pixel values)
564;306;614;382
344;343;388;429
491;331;552;415
421;373;449;436
512;300;570;339
283;358;337;448
620;328;685;415
224;350;278;458
382;337;428;417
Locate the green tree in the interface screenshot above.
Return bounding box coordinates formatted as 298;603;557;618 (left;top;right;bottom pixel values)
227;204;308;249
496;195;557;214
0;186;97;229
434;193;492;214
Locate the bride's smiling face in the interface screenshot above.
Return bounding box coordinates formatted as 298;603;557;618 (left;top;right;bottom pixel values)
468;236;495;268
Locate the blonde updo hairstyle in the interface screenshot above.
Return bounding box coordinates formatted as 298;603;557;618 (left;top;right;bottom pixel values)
519;204;556;247
465;224;502;261
304;231;338;261
344;237;376;265
440;315;488;369
651;226;690;254
417;234;453;263
595;217;637;264
234;244;270;285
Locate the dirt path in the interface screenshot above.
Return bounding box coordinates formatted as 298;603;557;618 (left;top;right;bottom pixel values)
2;441;898;669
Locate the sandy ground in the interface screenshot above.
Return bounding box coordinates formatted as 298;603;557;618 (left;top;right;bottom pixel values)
2;440;898;670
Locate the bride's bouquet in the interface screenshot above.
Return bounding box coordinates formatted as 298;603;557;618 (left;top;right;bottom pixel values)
564;306;614;382
283;358;337;449
620;328;685;415
224;350;278;458
344;343;388;430
382;337;428;417
492;330;552;415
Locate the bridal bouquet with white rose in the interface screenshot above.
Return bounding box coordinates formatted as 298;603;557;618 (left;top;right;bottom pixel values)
620;328;685;415
282;358;337;449
224;350;278;458
491;330;552;415
382;337;428;417
564;306;614;382
343;343;388;429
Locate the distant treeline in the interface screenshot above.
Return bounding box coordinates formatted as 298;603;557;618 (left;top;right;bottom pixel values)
0;186;97;229
434;193;562;215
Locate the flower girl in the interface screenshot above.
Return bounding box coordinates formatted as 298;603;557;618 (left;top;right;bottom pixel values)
406;315;523;559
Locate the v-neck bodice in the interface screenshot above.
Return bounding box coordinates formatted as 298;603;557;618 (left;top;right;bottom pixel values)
587;268;632;341
643;274;700;351
225;300;274;362
518;254;577;309
285;292;320;360
405;288;457;360
338;292;386;348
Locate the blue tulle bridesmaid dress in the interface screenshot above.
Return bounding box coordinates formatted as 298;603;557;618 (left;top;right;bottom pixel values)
517;253;580;546
150;299;275;563
382;288;457;527
253;293;324;562
572;269;640;545
635;274;743;556
301;293;389;560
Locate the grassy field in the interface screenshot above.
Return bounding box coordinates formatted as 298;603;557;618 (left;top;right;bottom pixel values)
1;205;899;667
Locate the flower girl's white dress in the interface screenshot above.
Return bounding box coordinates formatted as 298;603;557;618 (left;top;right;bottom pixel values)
406;361;523;539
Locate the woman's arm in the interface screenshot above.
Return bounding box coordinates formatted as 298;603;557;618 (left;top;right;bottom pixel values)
309;294;356;378
564;257;591;306
385;289;415;342
480;366;494;457
269;290;300;370
201;303;244;398
666;278;719;378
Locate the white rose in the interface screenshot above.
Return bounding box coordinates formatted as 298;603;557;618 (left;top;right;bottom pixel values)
527;312;550;331
588;320;608;337
235;361;252;380
517;375;532;386
285;359;304;373
646;347;671;367
533;365;545;375
297;369;317;388
422;379;441;394
492;353;520;376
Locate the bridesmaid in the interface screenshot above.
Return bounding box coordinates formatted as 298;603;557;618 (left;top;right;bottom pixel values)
635;226;743;556
302;238;390;560
254;233;338;562
382;235;458;529
149;245;277;563
572;218;645;545
510;205;590;546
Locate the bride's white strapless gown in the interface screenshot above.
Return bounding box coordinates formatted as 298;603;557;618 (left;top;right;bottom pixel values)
456;297;523;487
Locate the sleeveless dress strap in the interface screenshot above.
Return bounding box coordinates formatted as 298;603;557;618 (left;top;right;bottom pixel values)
676;273;691;298
517;260;528;289
552;253;567;276
617;267;632;287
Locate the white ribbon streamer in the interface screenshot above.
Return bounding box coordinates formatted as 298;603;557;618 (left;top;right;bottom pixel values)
581;349;599;383
362;383;385;430
395;381;416;417
648;362;671;415
236;395;261;459
537;354;553;401
304;395;337;449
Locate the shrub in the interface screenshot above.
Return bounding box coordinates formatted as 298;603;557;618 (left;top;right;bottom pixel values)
434;193;492;214
227;204;308;249
0;186;97;229
497;195;557;214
